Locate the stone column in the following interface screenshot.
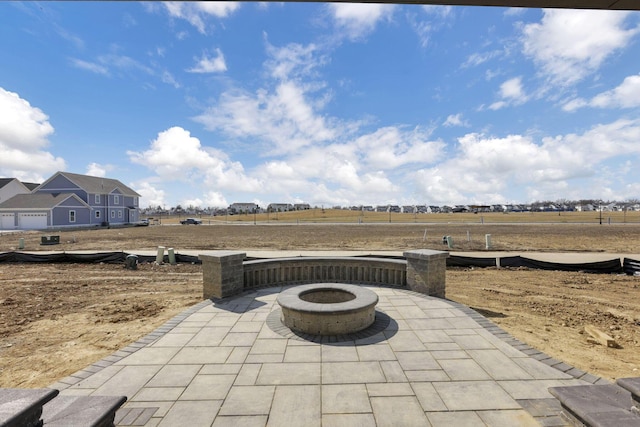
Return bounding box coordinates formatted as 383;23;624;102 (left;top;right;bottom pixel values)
199;251;246;299
403;249;449;298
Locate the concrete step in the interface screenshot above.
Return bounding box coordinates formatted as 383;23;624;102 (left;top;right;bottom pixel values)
42;395;127;427
617;377;640;404
549;384;640;427
0;388;59;427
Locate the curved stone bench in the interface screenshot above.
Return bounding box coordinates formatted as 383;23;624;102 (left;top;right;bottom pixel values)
243;256;407;290
199;249;449;300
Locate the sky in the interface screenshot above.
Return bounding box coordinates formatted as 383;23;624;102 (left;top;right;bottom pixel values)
1;2;640;209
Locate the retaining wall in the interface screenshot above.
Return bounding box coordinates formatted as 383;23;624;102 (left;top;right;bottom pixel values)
200;249;449;300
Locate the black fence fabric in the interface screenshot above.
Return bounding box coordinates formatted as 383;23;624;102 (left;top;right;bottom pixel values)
0;251;201;265
0;251;633;274
447;256;497;268
623;258;640;275
448;254;625;274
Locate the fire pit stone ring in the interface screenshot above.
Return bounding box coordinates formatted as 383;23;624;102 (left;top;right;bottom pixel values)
277;283;379;336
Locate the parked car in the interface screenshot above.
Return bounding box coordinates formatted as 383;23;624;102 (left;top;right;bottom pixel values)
180;218;202;225
136;219;150;226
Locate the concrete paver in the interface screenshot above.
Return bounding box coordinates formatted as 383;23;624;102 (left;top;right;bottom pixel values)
267;385;320;427
49;284;593;426
370;396;430;426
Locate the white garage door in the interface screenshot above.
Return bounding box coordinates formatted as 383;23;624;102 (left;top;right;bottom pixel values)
18;213;47;230
0;213;15;230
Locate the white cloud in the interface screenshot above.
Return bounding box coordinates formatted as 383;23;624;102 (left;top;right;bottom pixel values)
0;87;65;181
203;191;228;208
328;3;395;41
194;40;338;155
187;48;227;73
133;180;166;208
85;162;110;177
489;77;527;109
504;8;526;17
72;51;181;88
421;5;453;18
522;10;639;86
264;41;325;81
128;126;227;175
181;198;203;209
590;73;640;108
163;2;240;34
561;98;589;112
462;50;502;68
408;5;454;48
127;126;262;194
500;77;525;99
195;81;337;155
70;58;109;75
413;118;640;204
443;114;469;127
354;127;444;170
563;73;640;111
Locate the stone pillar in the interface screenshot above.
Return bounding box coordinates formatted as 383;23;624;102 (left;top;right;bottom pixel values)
199;251;246;299
403;249;449;298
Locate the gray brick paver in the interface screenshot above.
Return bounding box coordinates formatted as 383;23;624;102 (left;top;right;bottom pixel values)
322;384;372;413
321;413;376;427
180;374;236;400
322;361;386;384
146;364;202;387
466;349;533;380
218;386;275;416
157;400;221;427
356;344;396;361
370;396;431;427
257;362;321;385
267;385;321;427
55;284;596;427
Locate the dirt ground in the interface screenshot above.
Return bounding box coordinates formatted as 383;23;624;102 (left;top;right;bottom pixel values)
0;220;639;388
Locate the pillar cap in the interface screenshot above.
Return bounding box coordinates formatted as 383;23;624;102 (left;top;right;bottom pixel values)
199;251;246;260
403;249;449;260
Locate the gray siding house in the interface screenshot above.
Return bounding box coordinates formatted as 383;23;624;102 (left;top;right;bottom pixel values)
0;172;140;230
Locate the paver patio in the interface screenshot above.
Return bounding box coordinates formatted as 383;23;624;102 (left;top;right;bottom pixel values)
50;285;603;426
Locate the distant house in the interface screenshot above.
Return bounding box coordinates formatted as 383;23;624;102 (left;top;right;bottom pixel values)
294;203;311;210
0;171;140;230
228;203;259;214
0;178;36;206
268;203;293;212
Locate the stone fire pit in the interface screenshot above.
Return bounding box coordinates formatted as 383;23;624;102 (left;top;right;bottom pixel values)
276;283;378;336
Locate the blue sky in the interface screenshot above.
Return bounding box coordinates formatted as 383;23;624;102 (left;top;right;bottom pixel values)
1;2;639;209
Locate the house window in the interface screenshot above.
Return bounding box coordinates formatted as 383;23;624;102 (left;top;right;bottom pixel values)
111;210;115;219
95;194;100;204
95;211;101;219
69;210;76;223
118;210;123;218
114;195;119;205
134;197;138;206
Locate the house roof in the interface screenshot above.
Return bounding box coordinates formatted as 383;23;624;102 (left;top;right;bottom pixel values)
0;193;88;210
36;172;141;197
0;178;14;190
0;178;35;192
22;182;40;191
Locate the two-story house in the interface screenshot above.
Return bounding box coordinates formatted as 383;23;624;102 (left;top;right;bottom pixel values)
0;172;140;230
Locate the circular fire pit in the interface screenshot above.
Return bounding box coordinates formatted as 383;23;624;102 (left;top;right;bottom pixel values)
277;283;379;336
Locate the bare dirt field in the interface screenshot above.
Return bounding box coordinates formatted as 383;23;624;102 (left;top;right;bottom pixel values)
1;212;639;388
